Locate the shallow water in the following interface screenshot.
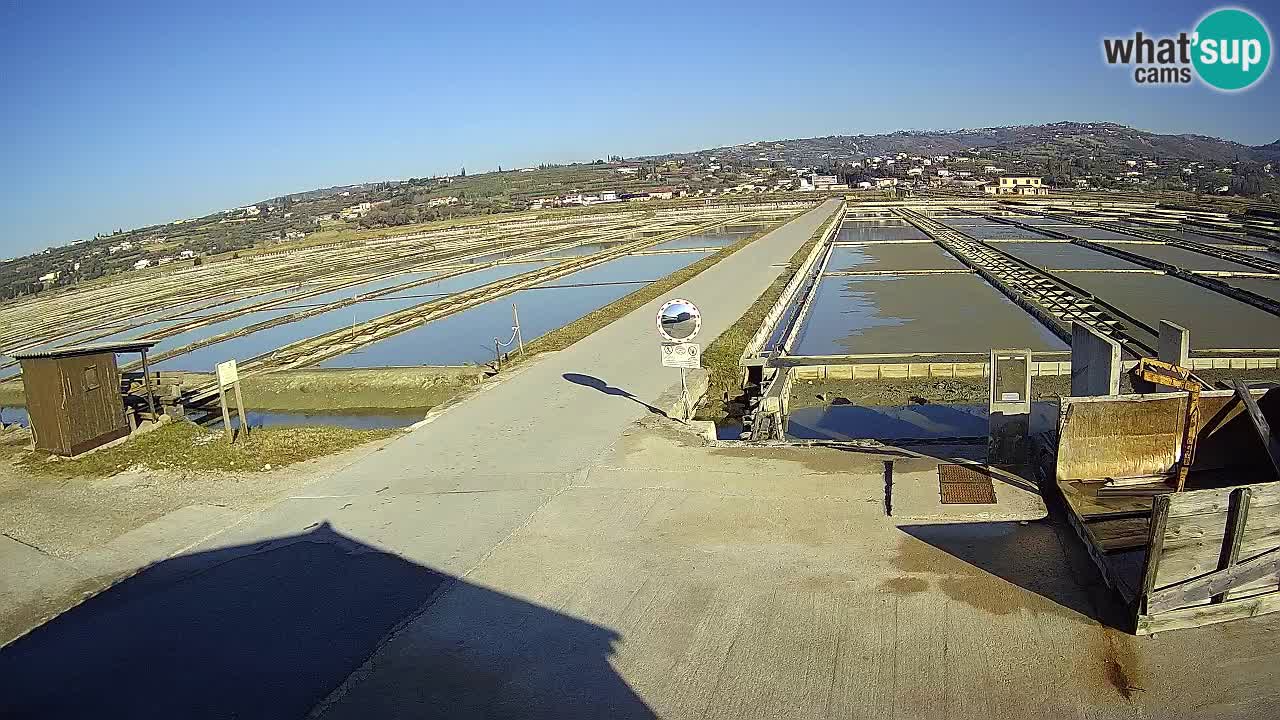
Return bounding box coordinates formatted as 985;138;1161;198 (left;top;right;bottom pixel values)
786;401;1058;441
1099;242;1263;273
835;223;926;242
320;251;711;367
787;403;988;441
992;242;1145;271
648;226;760;251
825;244;964;272
1065;272;1280;349
789;275;1066;356
152;263;555;371
1;406;29;427
946;222;1054;240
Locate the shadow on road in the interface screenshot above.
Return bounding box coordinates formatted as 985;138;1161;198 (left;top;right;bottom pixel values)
0;522;654;720
562;373;667;416
896;520;1131;630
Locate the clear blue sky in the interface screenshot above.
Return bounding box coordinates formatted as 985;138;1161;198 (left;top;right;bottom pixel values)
2;0;1276;256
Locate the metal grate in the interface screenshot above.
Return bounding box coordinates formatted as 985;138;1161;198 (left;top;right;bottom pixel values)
938;464;997;504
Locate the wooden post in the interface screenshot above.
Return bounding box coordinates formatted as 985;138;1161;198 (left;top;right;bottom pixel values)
1213;487;1252;604
217;383;233;443
232;380;249;440
1231;381;1280;479
1138;494;1171;615
513;303;524;356
139;349;157;419
1174;385;1200;492
215;359;243;443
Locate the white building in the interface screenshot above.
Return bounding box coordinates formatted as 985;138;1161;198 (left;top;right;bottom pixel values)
983;176;1047;196
133;259;151;270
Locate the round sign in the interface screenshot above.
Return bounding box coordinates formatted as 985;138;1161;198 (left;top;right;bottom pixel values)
657;298;701;342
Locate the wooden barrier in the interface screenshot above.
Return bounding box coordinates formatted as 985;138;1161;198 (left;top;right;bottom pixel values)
1050;388;1280;633
1137;482;1280;633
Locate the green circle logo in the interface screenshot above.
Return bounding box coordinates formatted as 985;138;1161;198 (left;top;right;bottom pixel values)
1193;8;1272;90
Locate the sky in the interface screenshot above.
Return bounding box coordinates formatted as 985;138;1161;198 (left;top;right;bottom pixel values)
2;0;1277;256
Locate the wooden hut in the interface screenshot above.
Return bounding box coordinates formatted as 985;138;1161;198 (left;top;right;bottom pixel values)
12;341;159;456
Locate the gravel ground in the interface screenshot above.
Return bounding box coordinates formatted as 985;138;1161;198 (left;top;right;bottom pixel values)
0;431;398;560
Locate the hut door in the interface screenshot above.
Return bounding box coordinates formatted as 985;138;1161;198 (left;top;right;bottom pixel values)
80;363;106;438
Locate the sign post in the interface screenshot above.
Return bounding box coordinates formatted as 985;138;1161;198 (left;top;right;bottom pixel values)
215;359;248;443
657;298;703;420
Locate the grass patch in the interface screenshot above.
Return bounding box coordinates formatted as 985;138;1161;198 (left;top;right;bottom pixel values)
520;215;799;356
17;420;397;478
695;207;841;423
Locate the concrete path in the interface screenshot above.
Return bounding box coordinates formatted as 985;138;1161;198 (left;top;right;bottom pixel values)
0;199;843;718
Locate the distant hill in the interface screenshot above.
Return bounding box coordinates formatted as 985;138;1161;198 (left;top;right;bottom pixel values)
644;121;1272;167
1252;140;1280;163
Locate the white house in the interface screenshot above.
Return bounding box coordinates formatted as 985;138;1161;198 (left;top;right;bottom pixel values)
133;259;151;270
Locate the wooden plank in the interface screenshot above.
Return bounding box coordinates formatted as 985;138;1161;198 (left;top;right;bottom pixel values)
1090;517;1152;553
1213;487;1252;604
1164;480;1280;517
1156;518;1280;592
1083;508;1159;523
1057;480;1154;517
1153;478;1280;592
1138;494;1171;613
1231;381;1280;479
1147;546;1280;614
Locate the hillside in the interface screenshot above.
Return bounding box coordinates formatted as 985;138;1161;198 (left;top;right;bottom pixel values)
645;122;1272;167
